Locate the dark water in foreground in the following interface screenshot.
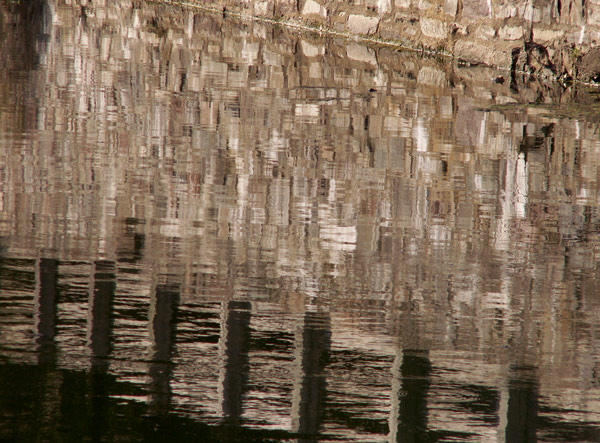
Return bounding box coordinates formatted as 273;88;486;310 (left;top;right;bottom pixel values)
1;1;600;441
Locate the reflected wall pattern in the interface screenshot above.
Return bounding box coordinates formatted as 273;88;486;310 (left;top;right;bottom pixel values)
0;1;599;441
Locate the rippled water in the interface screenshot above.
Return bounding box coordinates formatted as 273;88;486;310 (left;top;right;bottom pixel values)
1;1;600;441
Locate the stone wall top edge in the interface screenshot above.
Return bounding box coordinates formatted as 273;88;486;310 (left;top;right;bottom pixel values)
97;0;600;84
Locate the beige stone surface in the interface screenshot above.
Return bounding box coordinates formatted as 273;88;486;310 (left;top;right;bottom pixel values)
590;1;600;25
255;0;272;16
474;24;495;39
532;29;565;42
498;25;524;41
420;17;448;39
461;0;491;18
347;14;380;35
444;0;459;16
301;0;326;18
454;39;512;68
123;0;600;81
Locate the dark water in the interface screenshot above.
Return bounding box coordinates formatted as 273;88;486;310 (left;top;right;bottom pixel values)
1;1;600;441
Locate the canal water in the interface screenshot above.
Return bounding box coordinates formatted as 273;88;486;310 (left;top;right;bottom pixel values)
1;1;600;441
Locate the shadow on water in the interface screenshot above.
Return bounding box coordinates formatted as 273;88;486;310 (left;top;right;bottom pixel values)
1;203;599;433
1;256;296;442
0;363;296;442
219;300;251;424
292;311;331;443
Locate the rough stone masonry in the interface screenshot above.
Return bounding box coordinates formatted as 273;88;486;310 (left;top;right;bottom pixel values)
196;0;600;85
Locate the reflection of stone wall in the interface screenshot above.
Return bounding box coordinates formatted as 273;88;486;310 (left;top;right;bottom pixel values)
0;2;599;287
186;0;600;82
0;2;599;424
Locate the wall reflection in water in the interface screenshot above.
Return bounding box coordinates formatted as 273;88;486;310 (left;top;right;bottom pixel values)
0;0;600;441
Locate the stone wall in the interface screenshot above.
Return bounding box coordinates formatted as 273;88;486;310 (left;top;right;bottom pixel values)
184;0;600;83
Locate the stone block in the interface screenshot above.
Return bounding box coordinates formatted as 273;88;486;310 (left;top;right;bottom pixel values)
565;27;587;44
498;25;523;40
495;4;518;18
444;0;459;16
418;0;433;10
379;21;402;40
395;0;412;8
461;0;491;18
272;0;299;15
588;4;600;25
532;28;565;42
255;1;273;16
301;0;326;18
474;24;495;39
521;3;541;22
347;14;380;35
454;39;512;68
420;17;448;39
378;0;392;14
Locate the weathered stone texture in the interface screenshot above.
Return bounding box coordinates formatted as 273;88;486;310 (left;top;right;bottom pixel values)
590;0;600;25
461;0;491;18
474;25;495;39
302;0;326;18
444;0;458;16
273;0;298;15
533;28;565;42
378;0;392;14
420;17;447;39
577;48;600;81
203;0;600;82
255;0;273;16
495;4;518;19
520;3;542;22
395;0;412;8
347;14;380;35
454;40;513;69
498;25;524;40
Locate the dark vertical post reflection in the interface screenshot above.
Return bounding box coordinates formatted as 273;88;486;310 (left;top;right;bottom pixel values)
390;349;431;442
148;283;180;412
291;311;331;441
87;260;116;370
33;257;62;439
34;258;59;363
218;300;251;423
505;370;539;442
86;260;116;442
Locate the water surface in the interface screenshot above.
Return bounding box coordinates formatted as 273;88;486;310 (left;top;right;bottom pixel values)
1;1;600;441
